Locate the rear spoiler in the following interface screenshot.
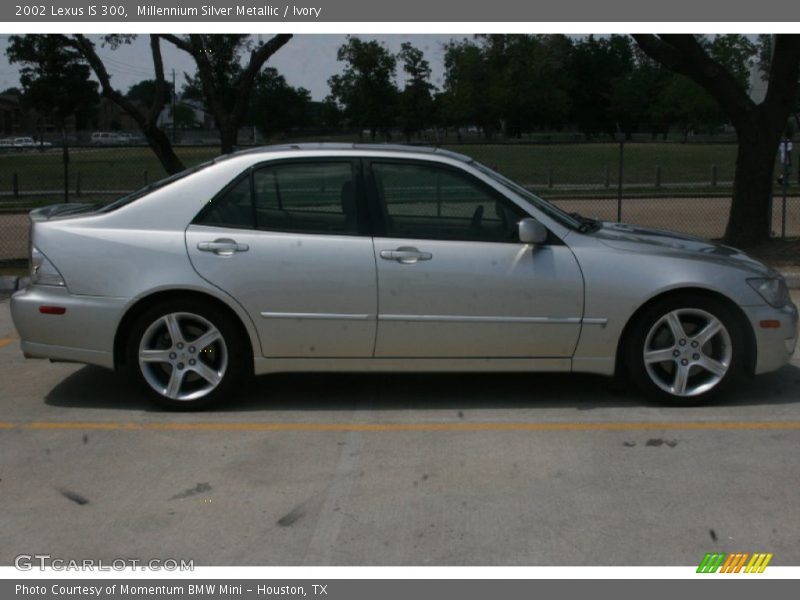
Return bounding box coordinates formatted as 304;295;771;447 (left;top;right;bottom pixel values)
29;203;99;222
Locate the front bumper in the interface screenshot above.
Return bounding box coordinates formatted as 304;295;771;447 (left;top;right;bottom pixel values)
742;301;798;374
10;285;129;370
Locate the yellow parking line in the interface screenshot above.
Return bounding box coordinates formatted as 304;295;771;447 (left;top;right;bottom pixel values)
0;334;18;349
1;420;800;432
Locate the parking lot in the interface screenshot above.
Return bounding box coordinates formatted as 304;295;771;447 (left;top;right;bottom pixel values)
0;293;798;567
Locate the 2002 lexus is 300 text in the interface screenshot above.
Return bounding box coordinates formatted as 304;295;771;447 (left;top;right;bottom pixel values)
10;144;798;409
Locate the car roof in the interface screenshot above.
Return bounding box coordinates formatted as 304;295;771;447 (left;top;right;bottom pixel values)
223;142;473;164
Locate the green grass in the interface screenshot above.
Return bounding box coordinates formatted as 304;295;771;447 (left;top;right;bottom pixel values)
454;143;738;186
0;142;791;208
0;147;218;195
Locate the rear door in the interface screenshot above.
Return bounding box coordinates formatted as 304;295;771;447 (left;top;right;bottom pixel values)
186;159;378;358
367;159;584;358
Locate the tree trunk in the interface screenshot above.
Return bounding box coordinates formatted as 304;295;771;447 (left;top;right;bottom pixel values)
220;126;238;155
631;34;800;248
724;116;781;247
144;124;185;174
67;35;186;175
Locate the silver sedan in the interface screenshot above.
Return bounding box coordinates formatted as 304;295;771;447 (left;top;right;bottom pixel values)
10;144;798;409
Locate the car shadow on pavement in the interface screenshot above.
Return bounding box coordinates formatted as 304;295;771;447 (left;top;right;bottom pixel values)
44;363;800;413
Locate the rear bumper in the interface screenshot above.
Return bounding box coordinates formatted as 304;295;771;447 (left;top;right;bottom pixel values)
10;285;128;370
743;302;798;374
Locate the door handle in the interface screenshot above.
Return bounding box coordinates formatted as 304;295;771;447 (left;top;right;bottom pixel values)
379;247;433;264
197;238;249;256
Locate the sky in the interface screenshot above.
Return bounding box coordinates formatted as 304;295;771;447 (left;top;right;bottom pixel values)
0;34;456;101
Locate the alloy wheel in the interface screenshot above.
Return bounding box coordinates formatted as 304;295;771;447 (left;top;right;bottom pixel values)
137;312;228;401
642;308;732;397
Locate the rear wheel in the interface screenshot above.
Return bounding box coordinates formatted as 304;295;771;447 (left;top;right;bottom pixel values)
126;300;248;410
626;295;746;405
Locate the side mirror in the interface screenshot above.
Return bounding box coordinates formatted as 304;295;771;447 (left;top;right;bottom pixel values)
518;218;548;245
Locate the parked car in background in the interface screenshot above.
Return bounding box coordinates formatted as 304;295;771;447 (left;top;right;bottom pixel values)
116;132;145;144
12;136;52;150
10;144;798;409
12;136;36;148
91;131;124;145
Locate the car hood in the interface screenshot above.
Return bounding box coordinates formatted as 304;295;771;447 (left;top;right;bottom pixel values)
594;221;778;277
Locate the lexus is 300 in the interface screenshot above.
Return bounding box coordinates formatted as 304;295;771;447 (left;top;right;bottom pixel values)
10;144;798;409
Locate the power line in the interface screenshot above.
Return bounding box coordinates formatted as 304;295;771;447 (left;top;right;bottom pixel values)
96;53;155;77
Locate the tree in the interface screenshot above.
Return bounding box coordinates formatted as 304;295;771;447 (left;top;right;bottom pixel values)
313;98;344;129
569;35;634;139
171;103;199;129
327;37;399;140
757;35;800;131
656;74;722;138
65;34;185;173
397;42;435;141
6;35;99;132
161;34;292;153
483;34;574;136
126;78;175;107
440;35;574;139
707;34;757;89
441;38;498;138
248;67;312;137
634;34;800;246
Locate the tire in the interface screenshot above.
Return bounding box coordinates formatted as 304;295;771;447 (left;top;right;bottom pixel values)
625;294;746;405
126;299;249;410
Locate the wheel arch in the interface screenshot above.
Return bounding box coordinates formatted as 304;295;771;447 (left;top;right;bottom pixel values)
614;286;757;379
113;288;257;374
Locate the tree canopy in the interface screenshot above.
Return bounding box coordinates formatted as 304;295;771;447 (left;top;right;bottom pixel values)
327;37;399;140
6;35;99;130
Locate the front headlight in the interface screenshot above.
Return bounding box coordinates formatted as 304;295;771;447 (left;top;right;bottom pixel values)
747;277;791;308
30;245;65;286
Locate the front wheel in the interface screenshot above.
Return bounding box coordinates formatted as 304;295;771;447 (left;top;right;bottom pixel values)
126;300;248;410
626;295;746;405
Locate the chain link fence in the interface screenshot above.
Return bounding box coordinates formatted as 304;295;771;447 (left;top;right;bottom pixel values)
1;140;799;262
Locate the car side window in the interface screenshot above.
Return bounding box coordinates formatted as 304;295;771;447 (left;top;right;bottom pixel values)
252;162;357;234
370;161;527;243
197;176;254;229
196;161;359;235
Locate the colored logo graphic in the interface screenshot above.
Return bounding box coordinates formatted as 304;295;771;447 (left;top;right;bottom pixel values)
697;552;773;573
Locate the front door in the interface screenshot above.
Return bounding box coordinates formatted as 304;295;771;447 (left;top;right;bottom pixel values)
367;160;584;358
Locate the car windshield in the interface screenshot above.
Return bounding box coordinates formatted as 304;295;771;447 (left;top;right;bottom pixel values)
470;160;584;231
98;159;216;213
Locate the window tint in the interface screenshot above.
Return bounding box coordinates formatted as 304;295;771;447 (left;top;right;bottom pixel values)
198;176;254;228
371;162;526;242
196;161;358;235
253;162;357;234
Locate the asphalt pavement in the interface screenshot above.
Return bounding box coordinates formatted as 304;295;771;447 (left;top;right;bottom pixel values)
0;294;798;566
